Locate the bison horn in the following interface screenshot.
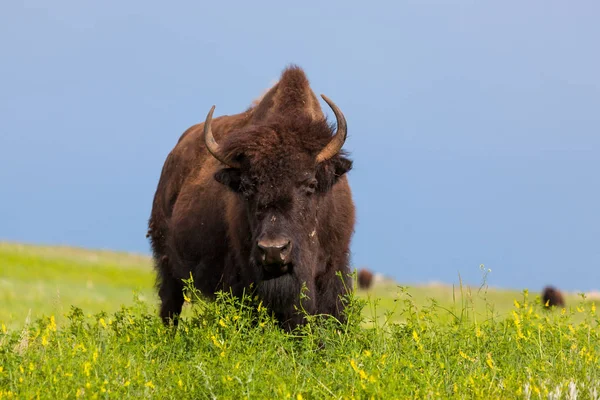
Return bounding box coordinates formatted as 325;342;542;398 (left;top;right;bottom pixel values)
315;94;348;163
203;105;241;168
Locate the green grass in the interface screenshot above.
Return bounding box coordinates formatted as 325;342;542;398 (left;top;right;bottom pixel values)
1;241;599;398
0;242;156;330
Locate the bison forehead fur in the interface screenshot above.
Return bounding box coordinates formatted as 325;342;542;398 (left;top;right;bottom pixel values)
148;65;356;331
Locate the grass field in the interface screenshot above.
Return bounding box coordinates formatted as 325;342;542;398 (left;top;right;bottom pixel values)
1;241;599;398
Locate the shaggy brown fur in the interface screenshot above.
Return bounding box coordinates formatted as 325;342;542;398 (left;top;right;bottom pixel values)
148;65;355;331
542;286;565;308
357;269;374;290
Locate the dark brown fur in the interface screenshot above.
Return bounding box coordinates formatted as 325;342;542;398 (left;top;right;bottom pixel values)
542;286;565;308
148;66;355;330
357;269;374;290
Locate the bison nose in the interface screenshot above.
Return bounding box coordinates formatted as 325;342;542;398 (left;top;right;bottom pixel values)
257;238;292;266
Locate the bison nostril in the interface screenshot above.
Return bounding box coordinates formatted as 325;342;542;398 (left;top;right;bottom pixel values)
257;238;292;265
278;241;291;258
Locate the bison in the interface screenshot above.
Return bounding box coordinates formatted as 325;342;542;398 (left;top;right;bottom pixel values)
148;66;356;330
357;268;374;290
542;286;565;308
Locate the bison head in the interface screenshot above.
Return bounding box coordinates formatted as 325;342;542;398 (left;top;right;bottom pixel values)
202;96;351;286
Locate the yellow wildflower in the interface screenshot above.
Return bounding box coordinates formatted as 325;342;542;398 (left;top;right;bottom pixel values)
513;311;521;326
48;316;57;331
297;394;303;400
412;330;423;350
75;343;87;353
459;350;474;362
183;294;191;303
412;330;420;344
0;366;3;373
178;379;183;387
364;350;372;357
99;318;107;328
124;381;130;387
219;319;226;327
1;324;6;334
211;335;221;348
83;362;91;377
145;381;155;389
93;351;98;362
512;311;525;340
514;299;520;309
41;335;48;347
592;303;596;314
486;353;495;369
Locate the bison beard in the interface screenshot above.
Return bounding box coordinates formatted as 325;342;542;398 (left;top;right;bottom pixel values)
148;65;356;331
257;273;307;328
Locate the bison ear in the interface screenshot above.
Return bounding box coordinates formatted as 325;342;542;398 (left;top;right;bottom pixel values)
316;155;353;192
333;156;353;179
214;168;242;192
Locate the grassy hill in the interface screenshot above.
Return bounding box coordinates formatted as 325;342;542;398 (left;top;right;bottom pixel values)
0;241;585;329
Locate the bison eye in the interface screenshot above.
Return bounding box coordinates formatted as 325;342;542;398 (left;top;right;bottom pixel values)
305;179;318;195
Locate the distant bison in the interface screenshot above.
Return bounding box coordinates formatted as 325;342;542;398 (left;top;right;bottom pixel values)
148;66;356;330
357;269;374;290
542;286;565;308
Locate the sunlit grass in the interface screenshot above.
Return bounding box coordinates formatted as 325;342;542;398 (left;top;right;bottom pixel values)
1;242;599;398
0;242;155;329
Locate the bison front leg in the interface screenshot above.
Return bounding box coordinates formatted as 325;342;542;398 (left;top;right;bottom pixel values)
315;266;351;324
159;276;184;326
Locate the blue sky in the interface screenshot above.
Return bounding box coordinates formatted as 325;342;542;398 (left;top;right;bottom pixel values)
1;1;599;291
